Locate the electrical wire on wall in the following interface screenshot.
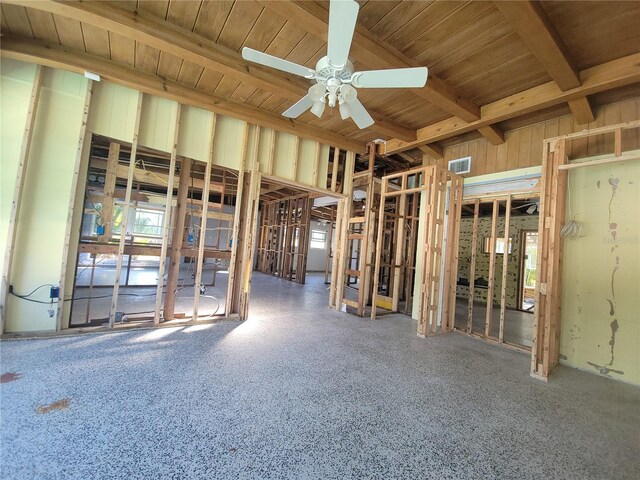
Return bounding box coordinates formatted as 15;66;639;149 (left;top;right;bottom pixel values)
560;164;584;239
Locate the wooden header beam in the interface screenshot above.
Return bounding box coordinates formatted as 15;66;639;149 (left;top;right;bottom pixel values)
384;53;640;154
0;35;366;154
494;1;594;125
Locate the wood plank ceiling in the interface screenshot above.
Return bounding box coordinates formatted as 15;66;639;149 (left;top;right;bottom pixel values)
1;0;639;157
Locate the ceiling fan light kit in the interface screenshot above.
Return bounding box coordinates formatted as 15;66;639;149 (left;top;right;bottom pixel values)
241;0;428;131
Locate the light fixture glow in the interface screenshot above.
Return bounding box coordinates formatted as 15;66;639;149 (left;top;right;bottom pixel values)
84;71;101;82
310;99;326;118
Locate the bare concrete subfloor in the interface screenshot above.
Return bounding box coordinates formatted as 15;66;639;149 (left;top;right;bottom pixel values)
1;272;638;479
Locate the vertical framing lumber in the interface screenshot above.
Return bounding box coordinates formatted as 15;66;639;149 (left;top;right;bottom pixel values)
466;199;480;333
108;91;143;328
332;150;355;310
192;114;217;320
266;129;276;175
312;141;320;186
153;104;181;325
291;136;300;180
99;142;120;242
225;122;250;315
164;156;193;320
370;176;387;320
441;174;464;331
0;65;43;333
56;80;94;331
238;161;261;319
499;195;512;342
331;147;340;192
391;176;407;311
484;199;499;337
324;206;335;284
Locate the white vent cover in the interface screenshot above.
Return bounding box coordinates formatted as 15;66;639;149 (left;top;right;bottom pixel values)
448;156;471;174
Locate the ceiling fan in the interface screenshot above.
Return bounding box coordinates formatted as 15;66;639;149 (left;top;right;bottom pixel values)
241;0;428;130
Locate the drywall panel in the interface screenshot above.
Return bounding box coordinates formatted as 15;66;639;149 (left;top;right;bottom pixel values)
273;132;297;180
139;95;179;153
560;158;640;385
0;59;38;279
297;139;317;185
87;82;138;143
212;115;245;169
6;68;89;332
177;105;214;163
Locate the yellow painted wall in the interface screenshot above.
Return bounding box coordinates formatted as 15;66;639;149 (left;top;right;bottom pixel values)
0;59;38;280
560;157;640;385
4;66;89;332
1;60;334;333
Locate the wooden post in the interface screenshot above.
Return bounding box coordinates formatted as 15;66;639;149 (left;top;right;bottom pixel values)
192;115;217;320
331;148;340;192
467;199;480;333
225;122;250;315
391;176;407;311
163;156;192;321
153;104;181;325
442;174;463;332
484;199;499;337
266;129;276;175
109;91;143;328
56;80;94;331
0;65;43;334
370;177;388;319
312;141;320;187
333;150;355;311
499;195;512;343
324;206;335;284
100;142;120;242
291;136;300;181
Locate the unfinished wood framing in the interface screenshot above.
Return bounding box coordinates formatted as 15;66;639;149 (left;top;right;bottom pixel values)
330;151;356;310
466;199;480;333
55;80;94;331
108;92;144;328
0;65;43;334
531;120;640;380
192;116;217;321
153;105;181;325
499;196;512;343
370;164;463;337
484;200;500;338
255;193;312;284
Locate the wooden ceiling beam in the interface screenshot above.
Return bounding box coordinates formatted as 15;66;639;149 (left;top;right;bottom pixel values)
259;0;481;123
384;53;640;154
493;1;595;127
494;1;580;90
478;125;505;145
5;0;415;142
417;144;444;159
567;97;596;125
1;35;366;153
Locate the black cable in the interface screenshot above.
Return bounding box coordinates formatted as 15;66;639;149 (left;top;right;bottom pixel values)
10;284;56;298
8;291;54;305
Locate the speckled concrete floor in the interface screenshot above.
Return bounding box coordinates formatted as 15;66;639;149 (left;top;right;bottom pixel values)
1;273;639;479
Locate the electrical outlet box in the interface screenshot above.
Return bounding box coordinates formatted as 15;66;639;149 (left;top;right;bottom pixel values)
50;286;60;299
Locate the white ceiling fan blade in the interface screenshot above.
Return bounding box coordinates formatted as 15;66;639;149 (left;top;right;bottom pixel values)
283;95;315;118
351;67;429;89
242;47;316;79
327;0;360;68
348;98;374;129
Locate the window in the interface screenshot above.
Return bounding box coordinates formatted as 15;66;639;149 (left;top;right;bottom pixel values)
310;229;327;249
133;209;163;237
483;237;512;254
